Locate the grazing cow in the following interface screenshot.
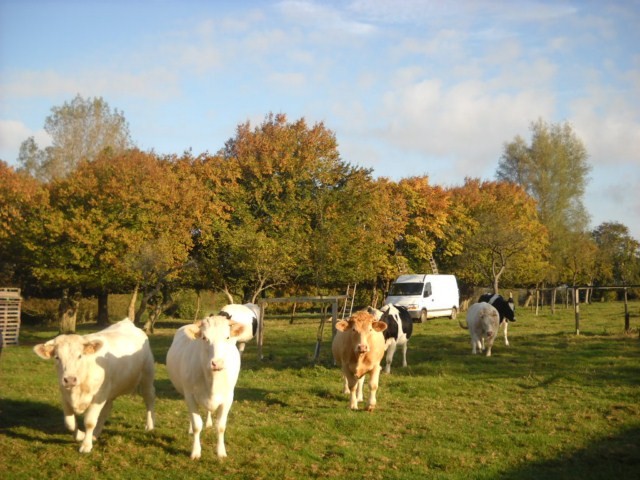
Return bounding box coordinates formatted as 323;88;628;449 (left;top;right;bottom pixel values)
218;303;259;354
166;315;246;460
331;310;387;411
459;302;500;356
478;293;516;346
33;319;155;453
368;304;413;374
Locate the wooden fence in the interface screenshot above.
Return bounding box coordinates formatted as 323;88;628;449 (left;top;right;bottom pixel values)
0;288;22;347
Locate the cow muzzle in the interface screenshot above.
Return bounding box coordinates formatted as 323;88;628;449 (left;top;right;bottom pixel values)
210;359;225;371
62;376;78;389
356;343;369;354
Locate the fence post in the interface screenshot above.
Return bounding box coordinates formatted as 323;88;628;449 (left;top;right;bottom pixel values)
624;287;630;333
574;286;580;335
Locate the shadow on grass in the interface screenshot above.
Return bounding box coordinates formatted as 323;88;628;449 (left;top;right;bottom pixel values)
496;426;640;479
0;397;70;445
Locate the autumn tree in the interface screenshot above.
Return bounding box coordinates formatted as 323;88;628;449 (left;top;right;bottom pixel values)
448;178;549;293
22;149;208;332
196;113;381;302
0;161;48;286
592;222;640;286
17;94;133;182
392;176;456;274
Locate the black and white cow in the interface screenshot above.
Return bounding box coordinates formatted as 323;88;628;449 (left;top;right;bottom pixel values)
478;293;516;346
368;304;413;373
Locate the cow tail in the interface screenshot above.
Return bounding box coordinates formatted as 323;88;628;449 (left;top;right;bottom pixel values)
458;318;469;330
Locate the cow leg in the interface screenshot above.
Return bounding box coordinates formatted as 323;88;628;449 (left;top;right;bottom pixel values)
238;342;246;355
341;375;350;395
384;340;397;374
79;401;106;453
61;400;83;441
503;322;510;346
214;400;231;459
401;340;408;368
186;396;204;460
356;376;365;402
93;399;113;438
205;411;213;429
140;369;156;431
344;371;359;410
471;336;478;354
367;365;382;412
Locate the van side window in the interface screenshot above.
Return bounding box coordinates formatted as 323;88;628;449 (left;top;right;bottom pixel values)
423;283;432;297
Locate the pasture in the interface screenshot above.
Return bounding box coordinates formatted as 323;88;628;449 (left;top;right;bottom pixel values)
1;301;639;479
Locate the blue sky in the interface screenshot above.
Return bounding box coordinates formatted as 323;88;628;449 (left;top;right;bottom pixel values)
1;0;639;239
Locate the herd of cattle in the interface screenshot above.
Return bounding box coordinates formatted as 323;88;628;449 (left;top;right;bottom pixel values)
33;294;516;459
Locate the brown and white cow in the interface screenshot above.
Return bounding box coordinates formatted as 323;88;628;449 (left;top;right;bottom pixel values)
166;315;246;460
331;310;387;411
33;319;156;453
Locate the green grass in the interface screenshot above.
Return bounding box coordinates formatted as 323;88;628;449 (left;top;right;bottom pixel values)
1;302;639;479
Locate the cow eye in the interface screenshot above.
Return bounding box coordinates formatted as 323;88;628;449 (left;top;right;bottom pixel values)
78;354;82;360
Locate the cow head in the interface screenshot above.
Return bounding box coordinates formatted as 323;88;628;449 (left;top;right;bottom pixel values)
336;311;387;354
34;335;104;390
185;315;246;371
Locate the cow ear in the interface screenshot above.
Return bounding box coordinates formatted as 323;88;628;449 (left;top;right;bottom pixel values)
83;340;104;355
184;323;202;340
335;320;350;332
33;340;56;359
372;321;387;333
229;322;246;339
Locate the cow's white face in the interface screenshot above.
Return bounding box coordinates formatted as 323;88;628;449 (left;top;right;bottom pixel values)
195;316;245;371
34;335;103;393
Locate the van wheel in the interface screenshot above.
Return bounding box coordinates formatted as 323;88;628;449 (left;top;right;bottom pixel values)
420;309;428;323
450;307;458;320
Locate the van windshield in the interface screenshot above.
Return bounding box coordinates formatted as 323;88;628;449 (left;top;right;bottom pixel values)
389;282;423;296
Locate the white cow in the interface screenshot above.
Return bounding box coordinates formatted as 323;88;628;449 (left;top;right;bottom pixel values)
218;303;259;354
459;302;501;356
166;315;246;460
33;319;155;453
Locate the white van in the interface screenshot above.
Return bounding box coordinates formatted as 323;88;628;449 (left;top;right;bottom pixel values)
384;274;459;322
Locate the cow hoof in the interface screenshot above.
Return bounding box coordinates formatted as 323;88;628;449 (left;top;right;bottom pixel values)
367;405;376;412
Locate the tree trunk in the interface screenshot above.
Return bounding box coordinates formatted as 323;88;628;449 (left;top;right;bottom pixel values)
144;304;163;335
58;289;80;334
97;289;109;327
193;289;201;321
222;284;235;304
551;287;557;314
523;289;534;308
128;284;139;321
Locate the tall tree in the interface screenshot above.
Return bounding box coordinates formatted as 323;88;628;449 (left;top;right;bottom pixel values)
497;119;591;284
17;94;133;182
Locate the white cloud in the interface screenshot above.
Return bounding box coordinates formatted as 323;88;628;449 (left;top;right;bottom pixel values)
1;68;181;102
277;0;376;36
0;120;51;165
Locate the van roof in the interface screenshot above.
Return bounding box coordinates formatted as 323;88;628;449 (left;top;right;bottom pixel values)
393;274;456;283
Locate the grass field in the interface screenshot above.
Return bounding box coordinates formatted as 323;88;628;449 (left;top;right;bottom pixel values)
1;301;639;479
